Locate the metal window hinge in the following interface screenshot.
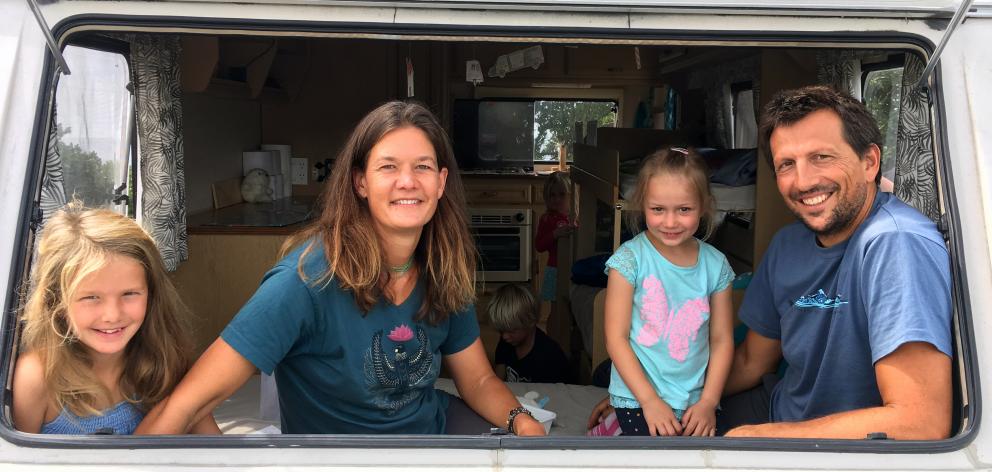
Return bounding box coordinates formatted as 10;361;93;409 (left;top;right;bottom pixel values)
938;213;951;241
25;0;71;76
28;206;43;232
917;0;976;90
112;182;130;206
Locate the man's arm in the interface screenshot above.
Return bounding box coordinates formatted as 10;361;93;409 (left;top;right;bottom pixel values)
724;330;782;396
725;341;951;439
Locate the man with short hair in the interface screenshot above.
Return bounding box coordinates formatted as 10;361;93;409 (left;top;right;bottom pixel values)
719;85;952;439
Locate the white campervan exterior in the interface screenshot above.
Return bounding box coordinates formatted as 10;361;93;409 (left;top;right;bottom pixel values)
1;0;991;470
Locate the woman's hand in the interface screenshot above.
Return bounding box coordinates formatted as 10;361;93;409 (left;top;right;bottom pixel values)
680;397;717;436
642;398;683;436
586;396;614;430
513;413;546;436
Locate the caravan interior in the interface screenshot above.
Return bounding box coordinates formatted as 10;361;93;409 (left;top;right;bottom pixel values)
6;8;970;454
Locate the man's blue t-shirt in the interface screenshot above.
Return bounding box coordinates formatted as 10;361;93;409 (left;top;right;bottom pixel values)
739;192;952;423
221;243;480;434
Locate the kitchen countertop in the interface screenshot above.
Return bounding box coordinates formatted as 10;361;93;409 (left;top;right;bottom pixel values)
187;195;317;235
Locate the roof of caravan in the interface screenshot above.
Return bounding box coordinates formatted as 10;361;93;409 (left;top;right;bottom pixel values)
171;0;992;17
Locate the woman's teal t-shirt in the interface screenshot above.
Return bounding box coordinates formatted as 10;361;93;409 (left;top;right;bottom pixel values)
221;243;480;434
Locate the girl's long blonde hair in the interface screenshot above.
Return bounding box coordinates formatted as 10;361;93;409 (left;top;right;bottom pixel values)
626;147;717;240
284;101;476;325
19;203;192;416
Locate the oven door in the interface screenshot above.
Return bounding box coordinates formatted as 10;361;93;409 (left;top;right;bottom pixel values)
472;225;531;282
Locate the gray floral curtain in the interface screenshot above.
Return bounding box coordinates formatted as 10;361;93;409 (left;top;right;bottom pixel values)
892;55;939;222
130;35;187;270
39;106;67;227
816;50;862;99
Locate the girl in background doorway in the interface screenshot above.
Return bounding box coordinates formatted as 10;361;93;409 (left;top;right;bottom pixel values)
535;171;577;322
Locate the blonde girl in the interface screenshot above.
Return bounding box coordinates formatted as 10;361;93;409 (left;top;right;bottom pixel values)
12;204;219;434
602;147;735;436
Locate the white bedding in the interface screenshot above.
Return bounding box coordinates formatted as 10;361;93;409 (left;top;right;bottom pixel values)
215;374;607;436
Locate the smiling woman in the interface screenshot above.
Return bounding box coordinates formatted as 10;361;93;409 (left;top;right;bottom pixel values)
136;101;546;436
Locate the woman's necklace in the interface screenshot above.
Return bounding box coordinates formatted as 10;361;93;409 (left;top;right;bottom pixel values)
389;257;415;274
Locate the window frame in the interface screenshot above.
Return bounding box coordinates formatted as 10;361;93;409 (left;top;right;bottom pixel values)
0;13;978;456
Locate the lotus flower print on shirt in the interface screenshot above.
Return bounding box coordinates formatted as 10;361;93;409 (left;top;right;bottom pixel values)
635;275;708;362
387;324;414;342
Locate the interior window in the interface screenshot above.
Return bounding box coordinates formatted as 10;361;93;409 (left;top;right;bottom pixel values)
453;98;618;168
730;82;756;148
54;45;134;215
533;100;618;162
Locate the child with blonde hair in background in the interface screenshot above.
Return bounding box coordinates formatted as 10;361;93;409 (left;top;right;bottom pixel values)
535;171;577;315
489;283;570;384
12;204;219;435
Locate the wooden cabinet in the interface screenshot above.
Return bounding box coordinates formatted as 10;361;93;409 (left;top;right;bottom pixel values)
171;233;289;355
464;182;533;204
565;45;656;79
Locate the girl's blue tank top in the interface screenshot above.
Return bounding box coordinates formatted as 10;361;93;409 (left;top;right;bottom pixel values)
40;401;144;435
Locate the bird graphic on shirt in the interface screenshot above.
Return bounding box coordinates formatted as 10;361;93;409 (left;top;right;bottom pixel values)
364;324;435;414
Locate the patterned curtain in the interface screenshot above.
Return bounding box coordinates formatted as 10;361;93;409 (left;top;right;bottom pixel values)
817;50;939;223
39;106;68;227
130;35;187;271
816;50;863;99
892;55;939;222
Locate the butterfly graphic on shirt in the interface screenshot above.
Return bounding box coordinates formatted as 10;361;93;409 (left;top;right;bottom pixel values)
634;274;708;362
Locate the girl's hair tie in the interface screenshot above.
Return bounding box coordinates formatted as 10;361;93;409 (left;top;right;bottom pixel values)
670;147;688;155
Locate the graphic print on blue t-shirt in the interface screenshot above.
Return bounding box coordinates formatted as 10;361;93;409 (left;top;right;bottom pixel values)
793;289;849;309
364;324;435;414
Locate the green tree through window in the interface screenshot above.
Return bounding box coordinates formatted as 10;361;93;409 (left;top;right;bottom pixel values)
534;100;617;161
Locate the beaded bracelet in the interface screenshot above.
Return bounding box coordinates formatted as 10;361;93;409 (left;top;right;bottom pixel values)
506;406;533;435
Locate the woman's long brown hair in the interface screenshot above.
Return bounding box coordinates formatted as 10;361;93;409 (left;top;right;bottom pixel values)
284;101;476;324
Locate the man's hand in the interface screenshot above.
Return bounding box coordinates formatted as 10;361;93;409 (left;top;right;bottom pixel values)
724;424;763;437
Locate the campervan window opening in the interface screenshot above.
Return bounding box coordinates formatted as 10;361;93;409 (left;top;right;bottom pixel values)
52;37;138;217
861;54;907;190
0;15;977;456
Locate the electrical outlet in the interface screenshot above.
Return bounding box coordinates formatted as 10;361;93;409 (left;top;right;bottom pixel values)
291;158;308;185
